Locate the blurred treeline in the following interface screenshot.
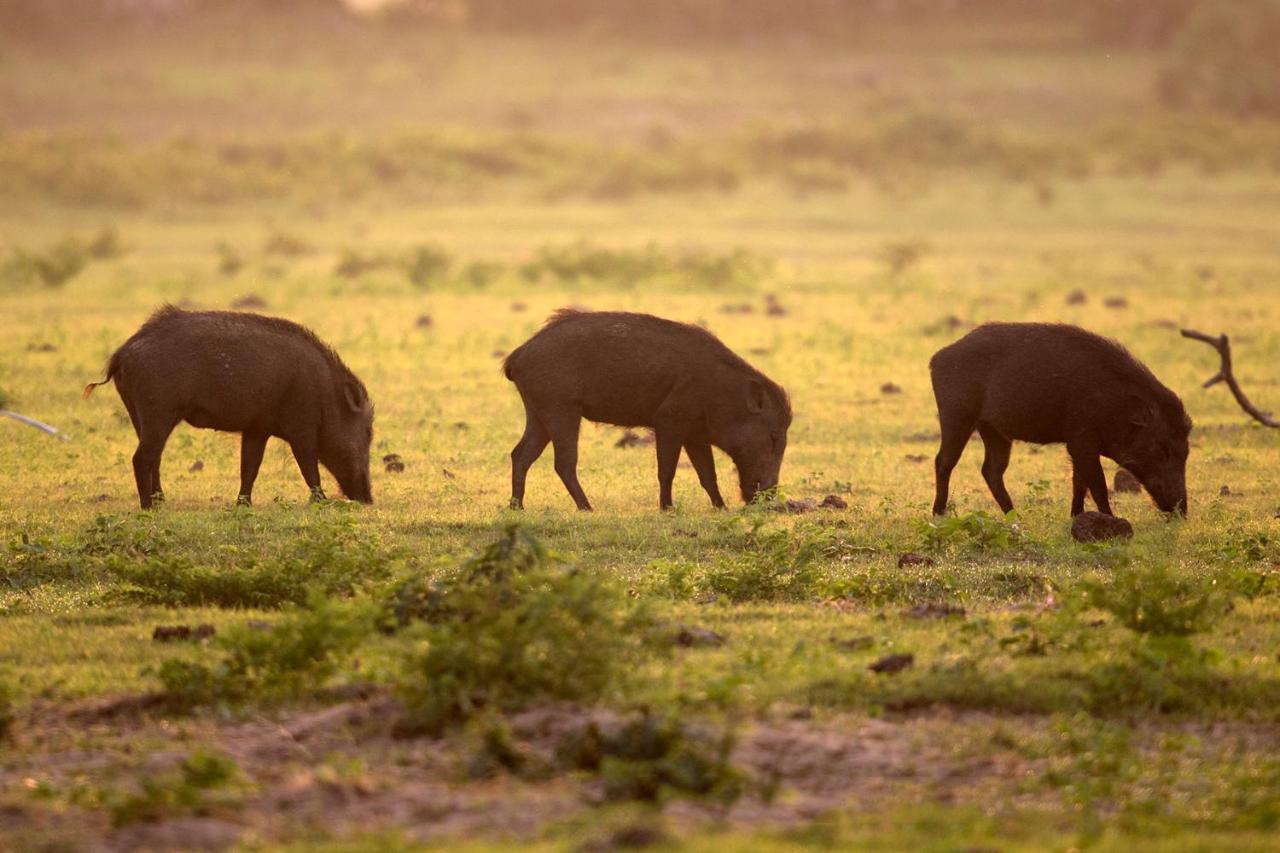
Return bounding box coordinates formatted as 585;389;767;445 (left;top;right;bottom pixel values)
4;1;1277;117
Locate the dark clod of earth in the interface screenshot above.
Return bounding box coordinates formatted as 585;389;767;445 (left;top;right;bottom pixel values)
26;342;57;352
673;625;727;648
831;634;875;652
819;494;848;509
383;453;405;473
1071;511;1134;543
615;430;656;449
764;294;788;316
510;301;528;312
152;624;216;643
719;302;754;315
880;382;902;395
1065;289;1087;305
908;602;965;619
415;314;433;328
1103;295;1129;309
904;453;928;463
189;460;204;473
785;498;816;513
869;653;915;675
897;552;935;568
1221;485;1236;496
1113;468;1142;493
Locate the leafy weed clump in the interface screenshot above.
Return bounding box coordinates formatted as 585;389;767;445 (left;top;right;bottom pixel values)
703;522;821;603
155;594;372;710
108;750;243;826
918;510;1028;555
395;525;656;736
558;712;745;806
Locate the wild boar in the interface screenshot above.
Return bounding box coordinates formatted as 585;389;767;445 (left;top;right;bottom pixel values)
929;322;1190;518
503;309;792;511
84;306;374;509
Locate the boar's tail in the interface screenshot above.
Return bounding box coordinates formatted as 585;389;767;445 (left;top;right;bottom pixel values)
82;352;120;399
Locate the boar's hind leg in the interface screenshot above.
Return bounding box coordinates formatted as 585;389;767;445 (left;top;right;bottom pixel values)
545;411;592;511
932;416;975;516
977;423;1015;515
510;410;550;510
1067;442;1111;517
684;442;724;509
131;416;178;510
238;432;269;505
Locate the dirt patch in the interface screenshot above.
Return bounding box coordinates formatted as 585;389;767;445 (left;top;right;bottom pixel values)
819;494;848;509
1065;289;1087;305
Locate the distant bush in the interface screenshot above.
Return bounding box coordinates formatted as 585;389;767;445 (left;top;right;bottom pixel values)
519;240;769;290
395;526;655;735
1160;0;1280;118
404;243;453;288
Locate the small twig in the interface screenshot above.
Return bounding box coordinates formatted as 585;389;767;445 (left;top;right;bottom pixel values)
0;410;71;441
1180;329;1279;428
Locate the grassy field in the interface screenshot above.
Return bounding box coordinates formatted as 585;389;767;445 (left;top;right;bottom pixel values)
2;12;1280;851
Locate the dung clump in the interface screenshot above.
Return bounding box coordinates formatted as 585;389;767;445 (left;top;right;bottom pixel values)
1071;511;1134;543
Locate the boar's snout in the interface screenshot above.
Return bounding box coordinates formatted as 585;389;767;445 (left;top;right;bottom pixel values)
738;463;780;506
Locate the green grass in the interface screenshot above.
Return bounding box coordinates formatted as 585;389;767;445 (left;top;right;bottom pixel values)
2;12;1280;851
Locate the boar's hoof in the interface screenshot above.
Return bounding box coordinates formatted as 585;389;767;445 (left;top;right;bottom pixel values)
1071;511;1134;543
1113;469;1142;494
509;498;524;510
235;495;252;507
309;487;328;503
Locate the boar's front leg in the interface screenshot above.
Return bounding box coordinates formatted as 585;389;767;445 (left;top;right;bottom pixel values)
238;432;268;506
684;442;725;508
289;436;327;502
654;429;685;510
1067;441;1112;517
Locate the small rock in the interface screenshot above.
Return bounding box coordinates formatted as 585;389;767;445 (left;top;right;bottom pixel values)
819;494;848;509
189;460;204;473
880;382;902;395
869;653;914;675
1071;511;1134;543
1103;295;1129;309
415;314;433;329
764;294;788;317
904;453;928;463
152;624;216;643
908;602;965;619
26;342;58;352
831;635;874;652
231;293;268;309
785;498;816;514
1065;289;1087;305
1113;469;1142;494
897;553;935;568
673;625;726;648
615;430;655;449
1220;485;1236;496
492;349;507;358
510;301;527;312
383;453;405;473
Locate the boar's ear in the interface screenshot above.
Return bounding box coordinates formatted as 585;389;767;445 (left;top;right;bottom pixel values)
746;379;767;414
342;379;366;413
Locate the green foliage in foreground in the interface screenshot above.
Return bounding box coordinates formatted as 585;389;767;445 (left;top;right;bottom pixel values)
395;526;657;735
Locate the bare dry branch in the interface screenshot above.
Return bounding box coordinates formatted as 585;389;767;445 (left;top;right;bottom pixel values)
0;410;71;441
1180;329;1279;428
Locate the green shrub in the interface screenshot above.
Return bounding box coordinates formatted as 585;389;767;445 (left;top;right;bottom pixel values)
108;750;242;826
1082;565;1231;638
156;594;372;710
558;712;745;805
703;524;820;603
395;526;655;735
919;510;1025;554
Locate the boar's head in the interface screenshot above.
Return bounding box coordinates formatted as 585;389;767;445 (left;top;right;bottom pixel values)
320;376;374;503
1113;396;1191;516
711;376;792;505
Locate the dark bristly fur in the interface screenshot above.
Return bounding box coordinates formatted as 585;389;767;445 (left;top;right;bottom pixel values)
85;305;374;508
929;322;1191;518
504;308;792;511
